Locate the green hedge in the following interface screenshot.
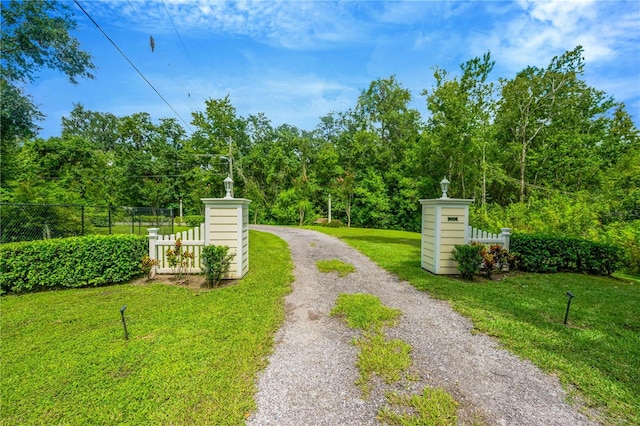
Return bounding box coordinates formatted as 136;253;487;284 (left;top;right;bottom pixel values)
183;215;205;227
510;233;622;276
0;235;147;294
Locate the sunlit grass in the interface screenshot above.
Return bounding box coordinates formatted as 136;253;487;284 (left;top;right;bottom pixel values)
331;292;400;331
331;293;459;422
378;388;459;426
1;230;293;425
312;226;640;425
331;293;409;396
316;259;356;277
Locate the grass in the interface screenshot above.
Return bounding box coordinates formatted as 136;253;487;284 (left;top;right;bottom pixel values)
312;226;640;425
0;230;293;425
331;293;410;396
378;389;459;426
331;293;400;331
331;293;459;423
315;259;356;277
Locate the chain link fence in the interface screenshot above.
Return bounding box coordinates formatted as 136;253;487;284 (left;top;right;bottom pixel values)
0;204;175;244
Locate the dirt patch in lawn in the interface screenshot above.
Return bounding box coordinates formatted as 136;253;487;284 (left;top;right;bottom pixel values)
130;274;239;291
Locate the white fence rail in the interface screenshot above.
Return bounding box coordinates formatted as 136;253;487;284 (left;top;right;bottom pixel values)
148;224;205;274
467;226;511;250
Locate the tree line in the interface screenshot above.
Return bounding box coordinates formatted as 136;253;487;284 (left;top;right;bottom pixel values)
2;47;638;229
1;2;638;271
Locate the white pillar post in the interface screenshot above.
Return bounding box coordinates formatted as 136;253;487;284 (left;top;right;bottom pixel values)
500;228;512;251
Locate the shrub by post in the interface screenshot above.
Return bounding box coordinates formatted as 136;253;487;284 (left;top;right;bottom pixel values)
451;244;483;280
165;238;195;280
183;215;205;227
141;255;158;280
201;245;234;287
479;243;515;278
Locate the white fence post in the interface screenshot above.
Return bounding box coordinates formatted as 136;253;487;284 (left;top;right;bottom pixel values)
148;228;159;272
148;228;159;259
500;228;512;251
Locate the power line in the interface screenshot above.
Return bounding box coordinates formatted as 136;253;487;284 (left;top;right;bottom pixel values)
161;0;194;68
158;0;200;112
73;0;193;133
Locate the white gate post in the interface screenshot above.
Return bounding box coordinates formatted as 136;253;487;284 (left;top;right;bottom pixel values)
500;228;512;251
147;228;160;271
419;178;473;275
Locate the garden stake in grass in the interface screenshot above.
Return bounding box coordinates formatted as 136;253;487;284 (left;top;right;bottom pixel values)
564;292;574;325
120;305;129;340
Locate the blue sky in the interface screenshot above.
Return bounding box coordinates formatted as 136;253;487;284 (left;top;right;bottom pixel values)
28;0;640;138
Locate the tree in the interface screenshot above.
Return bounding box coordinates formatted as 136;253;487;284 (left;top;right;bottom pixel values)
61;104;120;151
423;53;496;202
495;46;603;202
1;0;95;140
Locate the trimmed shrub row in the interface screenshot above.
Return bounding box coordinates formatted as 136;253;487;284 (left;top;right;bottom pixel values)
0;235;147;294
510;233;622;276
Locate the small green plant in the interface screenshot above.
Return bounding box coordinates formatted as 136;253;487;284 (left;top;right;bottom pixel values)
140;255;158;280
316;259;355;277
201;245;234;287
478;243;514;278
451;244;483;279
166;238;195;280
378;388;459;425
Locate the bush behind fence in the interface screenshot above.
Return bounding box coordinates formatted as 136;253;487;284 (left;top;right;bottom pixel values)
0;203;175;244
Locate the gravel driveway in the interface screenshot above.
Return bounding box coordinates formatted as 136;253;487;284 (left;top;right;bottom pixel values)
247;226;598;426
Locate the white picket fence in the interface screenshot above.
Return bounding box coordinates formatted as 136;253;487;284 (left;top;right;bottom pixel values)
467;226;511;250
148;224;205;274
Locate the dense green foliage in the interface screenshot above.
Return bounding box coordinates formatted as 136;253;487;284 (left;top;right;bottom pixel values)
511;233;622;275
1;0;95;180
0;230;294;425
313;226;639;425
0;234;146;293
451;244;483;279
1;35;638;271
201;244;233;286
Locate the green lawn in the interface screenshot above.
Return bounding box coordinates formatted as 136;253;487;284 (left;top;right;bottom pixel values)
310;226;640;425
0;230;293;425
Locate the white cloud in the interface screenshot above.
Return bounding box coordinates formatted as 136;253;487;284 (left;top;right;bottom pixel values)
86;1;373;50
479;0;637;72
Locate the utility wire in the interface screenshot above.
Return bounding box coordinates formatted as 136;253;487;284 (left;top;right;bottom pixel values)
161;0;195;68
158;0;200;112
73;0;193;132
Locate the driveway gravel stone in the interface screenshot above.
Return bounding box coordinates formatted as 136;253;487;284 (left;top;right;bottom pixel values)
247;226;598;426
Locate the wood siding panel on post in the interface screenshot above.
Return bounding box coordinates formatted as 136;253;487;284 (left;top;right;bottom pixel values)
420;198;473;275
421;204;437;273
201;198;251;279
209;224;239;233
